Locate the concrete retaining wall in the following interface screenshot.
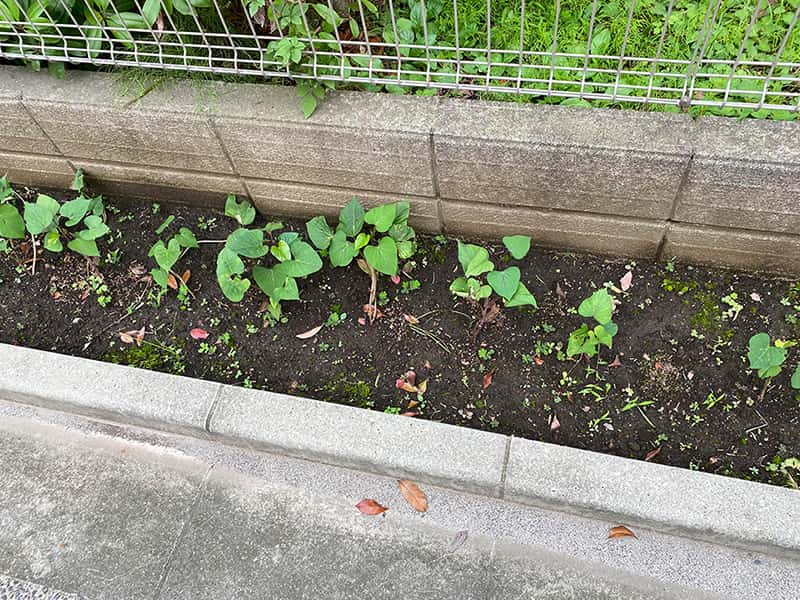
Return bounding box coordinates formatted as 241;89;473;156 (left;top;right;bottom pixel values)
1;65;799;273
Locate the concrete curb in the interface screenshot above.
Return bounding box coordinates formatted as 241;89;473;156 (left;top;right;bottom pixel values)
2;65;800;273
1;342;798;560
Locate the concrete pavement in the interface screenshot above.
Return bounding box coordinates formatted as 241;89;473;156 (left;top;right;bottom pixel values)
0;399;797;599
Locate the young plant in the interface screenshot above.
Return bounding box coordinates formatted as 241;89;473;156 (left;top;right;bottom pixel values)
566;288;619;358
450;238;537;307
306;199;416;322
0;171;110;269
148;226;199;296
215;196;322;321
747;333;800;400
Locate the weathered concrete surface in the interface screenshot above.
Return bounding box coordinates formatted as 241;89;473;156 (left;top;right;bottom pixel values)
0;575;84;600
0;344;219;435
6;403;790;599
2;65;800;272
433;99;692;220
0;415;208;600
505;436;800;559
208;384;507;496
440;199;666;258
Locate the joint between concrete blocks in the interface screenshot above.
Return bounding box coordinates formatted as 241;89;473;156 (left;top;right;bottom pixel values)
208;117;256;205
428;128;444;232
19;98;78;175
204;384;224;433
499;436;512;499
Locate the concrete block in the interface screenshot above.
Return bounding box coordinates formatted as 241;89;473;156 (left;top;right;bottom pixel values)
78;160;244;208
0;151;74;189
676;158;800;234
433;98;693;219
208;384;507;496
440;200;665;258
505;436;800;556
245;179;441;232
215;117;435;197
24;101;233;174
0;343;218;435
0;98;59;155
661;224;800;275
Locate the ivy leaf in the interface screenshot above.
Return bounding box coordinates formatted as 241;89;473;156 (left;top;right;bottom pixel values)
329;229;356;267
306;215;334;250
150;238;181;272
59;197;91;227
281;240;322;277
457;241;493;278
270;239;292;262
43;230;63;252
224;194;256;226
747;333;786;377
579;288;614;324
67;237;99;257
23;194;60;235
502;235;531;260
151;267;169;289
226;228;268;258
338;198;365;238
216;247;250;302
486;266;520;301
363;236;398;276
354;232;371;251
364;203;397;233
175;227;198;249
505;281;537;308
0;204;25;239
76;215;110;240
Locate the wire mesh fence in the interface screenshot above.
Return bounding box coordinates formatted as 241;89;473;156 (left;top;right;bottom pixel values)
1;0;799;113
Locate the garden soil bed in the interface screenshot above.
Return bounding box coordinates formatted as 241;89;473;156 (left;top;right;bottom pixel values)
2;184;799;488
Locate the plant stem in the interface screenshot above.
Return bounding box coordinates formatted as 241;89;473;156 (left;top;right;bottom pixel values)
29;233;36;275
367;263;378;324
758;377;770;403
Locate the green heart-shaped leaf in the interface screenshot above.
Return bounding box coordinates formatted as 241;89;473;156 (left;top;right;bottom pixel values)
150;238;181;272
226;228;268;258
505;281;537;308
338;198;364;238
59;197;91;227
487;267;520;300
306;215;333;250
364;203;396;233
502;235;531;260
281;240;322;278
363;236;398;276
457;241;493;278
43;230;63;252
579;288;614;324
67;237;99;257
0;204;25;239
224;194;256;226
329;230;356;267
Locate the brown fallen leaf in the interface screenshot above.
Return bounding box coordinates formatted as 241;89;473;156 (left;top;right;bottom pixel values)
620;270;633;291
608;355;622;368
399;412;418;417
397;480;428;512
296;324;324;339
362;304;383;320
550;413;560;432
118;327;145;347
483;368;495;390
356;499;388;515
407;399;419;409
403;313;420;325
167;273;178;290
608;525;637;539
181;269;191;285
644;446;661;462
533;356;544;366
190;328;209;340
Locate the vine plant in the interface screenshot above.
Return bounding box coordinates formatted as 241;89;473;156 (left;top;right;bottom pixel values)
0;170;111;272
306;198;416;323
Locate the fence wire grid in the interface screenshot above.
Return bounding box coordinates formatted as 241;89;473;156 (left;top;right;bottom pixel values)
1;0;799;112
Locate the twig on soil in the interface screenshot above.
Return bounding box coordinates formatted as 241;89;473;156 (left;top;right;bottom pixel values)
407;322;451;353
29;233;36;275
745;409;768;437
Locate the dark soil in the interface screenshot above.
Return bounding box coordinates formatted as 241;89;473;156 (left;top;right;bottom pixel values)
2;184;800;488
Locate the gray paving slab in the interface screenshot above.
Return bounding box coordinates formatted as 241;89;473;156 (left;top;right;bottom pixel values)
0;414;208;600
0;575;85;600
2;399;798;600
